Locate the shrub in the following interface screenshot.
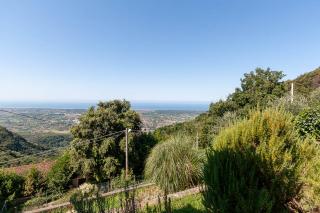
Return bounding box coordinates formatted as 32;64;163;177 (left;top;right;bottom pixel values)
270;94;309;115
144;135;203;193
47;151;73;193
24;168;46;196
0;170;24;207
125;133;158;177
295;106;320;140
203;149;274;212
310;88;320;106
203;108;320;212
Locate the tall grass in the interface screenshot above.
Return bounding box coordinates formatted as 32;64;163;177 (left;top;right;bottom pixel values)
144;135;203;193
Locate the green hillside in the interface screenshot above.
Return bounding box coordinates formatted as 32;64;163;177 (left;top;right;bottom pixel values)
0;126;40;153
0;126;45;165
154;67;320;147
287;67;320;96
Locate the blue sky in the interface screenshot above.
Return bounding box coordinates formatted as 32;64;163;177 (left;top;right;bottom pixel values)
0;0;319;102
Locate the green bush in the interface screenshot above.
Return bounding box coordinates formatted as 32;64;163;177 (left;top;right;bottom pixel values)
203;149;274;212
295;106;320;140
24;168;46;196
309;88;320;106
145;135;203;193
47;151;73;193
0;170;24;207
203;108;320;212
119;132;158;177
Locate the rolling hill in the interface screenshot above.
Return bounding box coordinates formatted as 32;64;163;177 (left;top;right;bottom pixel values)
0;126;42;153
0;126;45;166
287;67;320;95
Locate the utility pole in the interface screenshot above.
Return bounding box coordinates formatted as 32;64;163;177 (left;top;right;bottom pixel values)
291;82;294;103
125;128;131;180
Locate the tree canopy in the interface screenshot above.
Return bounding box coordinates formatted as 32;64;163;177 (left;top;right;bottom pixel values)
69;100;142;182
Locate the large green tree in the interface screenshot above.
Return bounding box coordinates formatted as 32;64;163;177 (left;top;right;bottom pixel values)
47;151;74;192
197;68;286;147
69;100;142;182
231;68;285;108
209;68;285;117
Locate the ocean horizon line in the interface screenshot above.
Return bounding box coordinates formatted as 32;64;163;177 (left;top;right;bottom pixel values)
0;101;210;111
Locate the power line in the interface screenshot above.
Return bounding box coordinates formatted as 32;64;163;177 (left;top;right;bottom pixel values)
0;130;127;166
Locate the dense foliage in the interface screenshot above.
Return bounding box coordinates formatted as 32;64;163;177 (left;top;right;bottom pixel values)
0;126;53;167
47;151;74;192
24;168;46;196
0;170;25;207
227;68;285;110
1;66;320;211
32;133;72;148
286;67;320;96
295;106;320;140
154;68;286;147
0;126;43;154
204;149;274;212
145;135;203;193
203;108;320;212
120;132;158;177
69;100;142;182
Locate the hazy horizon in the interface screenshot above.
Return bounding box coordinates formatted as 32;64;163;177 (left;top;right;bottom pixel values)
0;100;210;111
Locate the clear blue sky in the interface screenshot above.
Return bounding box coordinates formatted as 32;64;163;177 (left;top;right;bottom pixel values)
0;0;319;102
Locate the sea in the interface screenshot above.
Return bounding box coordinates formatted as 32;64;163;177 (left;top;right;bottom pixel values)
0;101;209;111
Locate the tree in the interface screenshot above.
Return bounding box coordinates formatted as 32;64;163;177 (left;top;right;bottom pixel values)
24;168;46;196
203;108;320;212
0;170;24;207
231;68;285;108
69;100;141;182
145;135;203;193
208;100;237;118
47;151;73;192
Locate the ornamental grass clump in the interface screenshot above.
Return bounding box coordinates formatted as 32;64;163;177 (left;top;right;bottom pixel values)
145;135;203;193
203;108;320;212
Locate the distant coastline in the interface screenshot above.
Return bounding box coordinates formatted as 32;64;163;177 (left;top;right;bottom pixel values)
0;101;209;111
